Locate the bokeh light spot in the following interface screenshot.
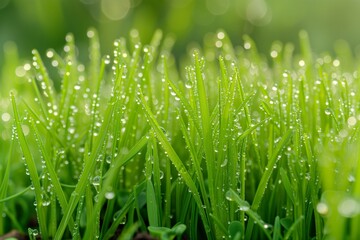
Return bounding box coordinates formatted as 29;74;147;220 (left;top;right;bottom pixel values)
87;30;95;38
246;0;271;26
101;0;130;20
206;0;230;16
1;113;10;122
15;66;26;77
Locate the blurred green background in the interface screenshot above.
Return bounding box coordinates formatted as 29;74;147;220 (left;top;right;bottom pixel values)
1;0;360;73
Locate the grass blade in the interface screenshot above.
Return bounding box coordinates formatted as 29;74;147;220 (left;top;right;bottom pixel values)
54;101;115;239
138;90;213;239
226;189;272;239
245;129;292;239
29;117;75;233
11;93;48;239
146;180;160;227
0;139;12;234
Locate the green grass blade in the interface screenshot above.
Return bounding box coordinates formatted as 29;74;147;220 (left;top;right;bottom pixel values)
32;49;56;105
226;189;272;239
146;180;160;227
103;197;134;240
83;136;148;239
0;186;31;203
150;134;163;223
252;129;292;209
272;216;282;240
54;102;115;239
138;90;213;239
87;28;101;91
29;117;75;233
11;93;48;239
245;129;292;239
193;51;218;231
283;216;305;240
0;139;12;234
279;168;295;204
22;100;64;147
163;57;202;138
179;114;210;211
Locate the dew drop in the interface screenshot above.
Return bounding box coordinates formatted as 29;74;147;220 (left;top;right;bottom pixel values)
87;30;95;38
270;50;278;58
42;201;51;207
333;59;340;67
347;116;357;126
185;82;192;89
217;31;225;40
46;50;54;58
92;176;101;186
298;60;305;67
24;63;31;71
105;191;115;200
316;202;328;215
104;55;111;64
244;42;251;50
220;158;228;167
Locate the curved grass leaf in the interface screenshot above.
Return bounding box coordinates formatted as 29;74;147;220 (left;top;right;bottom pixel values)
138;90;213;239
245;129;292;239
11;93;48;239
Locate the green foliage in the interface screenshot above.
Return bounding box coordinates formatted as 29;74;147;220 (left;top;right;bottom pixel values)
148;223;186;240
0;29;360;240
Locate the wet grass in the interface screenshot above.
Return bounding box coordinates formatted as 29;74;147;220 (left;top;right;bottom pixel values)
1;29;360;239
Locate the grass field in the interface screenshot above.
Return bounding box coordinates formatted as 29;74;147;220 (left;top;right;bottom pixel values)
1;29;360;239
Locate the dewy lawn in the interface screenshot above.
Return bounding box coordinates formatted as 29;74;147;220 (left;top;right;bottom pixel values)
1;29;360;239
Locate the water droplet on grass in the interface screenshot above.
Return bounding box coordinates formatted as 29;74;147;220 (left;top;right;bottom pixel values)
28;228;39;237
298;60;305;67
87;29;95;38
239;204;250;211
215;40;223;48
221;158;228;167
113;211;126;223
348;174;355;183
46;50;54;58
105;192;115;200
270;50;278;58
316;202;329;215
24;63;31;71
226;190;250;211
217;31;225;40
185;82;192;89
333;59;340;67
264;224;272;229
51;60;59;67
244;42;251;50
347;116;357;126
92;176;101;186
104;55;111;64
